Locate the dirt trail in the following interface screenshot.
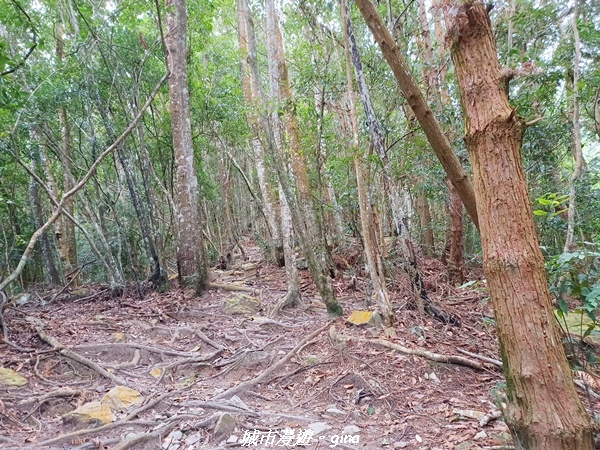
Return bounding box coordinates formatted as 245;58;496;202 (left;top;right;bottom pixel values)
0;240;537;449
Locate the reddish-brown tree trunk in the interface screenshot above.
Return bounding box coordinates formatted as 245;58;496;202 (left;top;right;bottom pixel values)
444;177;464;286
164;0;209;293
446;3;593;449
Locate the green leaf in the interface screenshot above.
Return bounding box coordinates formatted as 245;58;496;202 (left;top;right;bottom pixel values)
533;210;548;216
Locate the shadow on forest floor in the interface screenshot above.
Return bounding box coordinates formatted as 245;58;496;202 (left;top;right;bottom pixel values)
2;238;592;449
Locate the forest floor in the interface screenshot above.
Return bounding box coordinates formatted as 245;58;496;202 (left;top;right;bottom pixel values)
1;238;597;450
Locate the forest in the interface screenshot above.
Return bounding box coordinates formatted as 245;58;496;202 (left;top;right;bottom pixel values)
0;0;599;449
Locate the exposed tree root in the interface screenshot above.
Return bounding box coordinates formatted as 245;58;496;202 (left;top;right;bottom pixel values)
212;320;333;400
329;326;485;370
270;289;301;317
30;317;129;387
208;282;260;295
72;342;202;357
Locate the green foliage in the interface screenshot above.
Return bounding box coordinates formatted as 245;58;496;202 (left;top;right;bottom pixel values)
548;249;600;321
533;192;569;217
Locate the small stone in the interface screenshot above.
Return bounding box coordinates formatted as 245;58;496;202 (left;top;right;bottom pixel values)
393;441;408;448
63;401;115;428
0;367;28;387
214;413;236;437
428;372;440;383
474;431;487;440
184;433;201;445
325;405;345;415
307;422;331;436
168;430;183;441
228;395;249;411
226;435;238;443
342;425;360;435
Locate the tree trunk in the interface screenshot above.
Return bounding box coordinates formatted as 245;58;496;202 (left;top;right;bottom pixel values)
265;0;341;316
341;0;393;325
416;190;434;256
56;23;79;286
237;0;300;309
445;3;593;448
28;140;61;285
164;0;209;293
444;177;464;286
92;90;164;288
564;0;584;253
236;0;282;258
354;0;479;230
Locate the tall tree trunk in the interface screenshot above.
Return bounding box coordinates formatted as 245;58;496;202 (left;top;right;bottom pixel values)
265;0;341;316
445;3;593;448
28;140;61;285
416;190;434;256
56;23;79;286
564;0;584;253
92;90;164;288
164;0;209;293
341;0;393;325
238;0;300;310
236;0;282;259
354;0;479;230
443;177;464;285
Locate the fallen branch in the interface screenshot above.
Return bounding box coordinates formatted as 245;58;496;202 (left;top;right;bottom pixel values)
329;326;484;371
180;399;259;417
212;320;333;400
457;348;502;367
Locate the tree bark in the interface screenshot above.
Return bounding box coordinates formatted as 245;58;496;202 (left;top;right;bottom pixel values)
354;0;479;230
164;0;209;293
445;3;593;448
